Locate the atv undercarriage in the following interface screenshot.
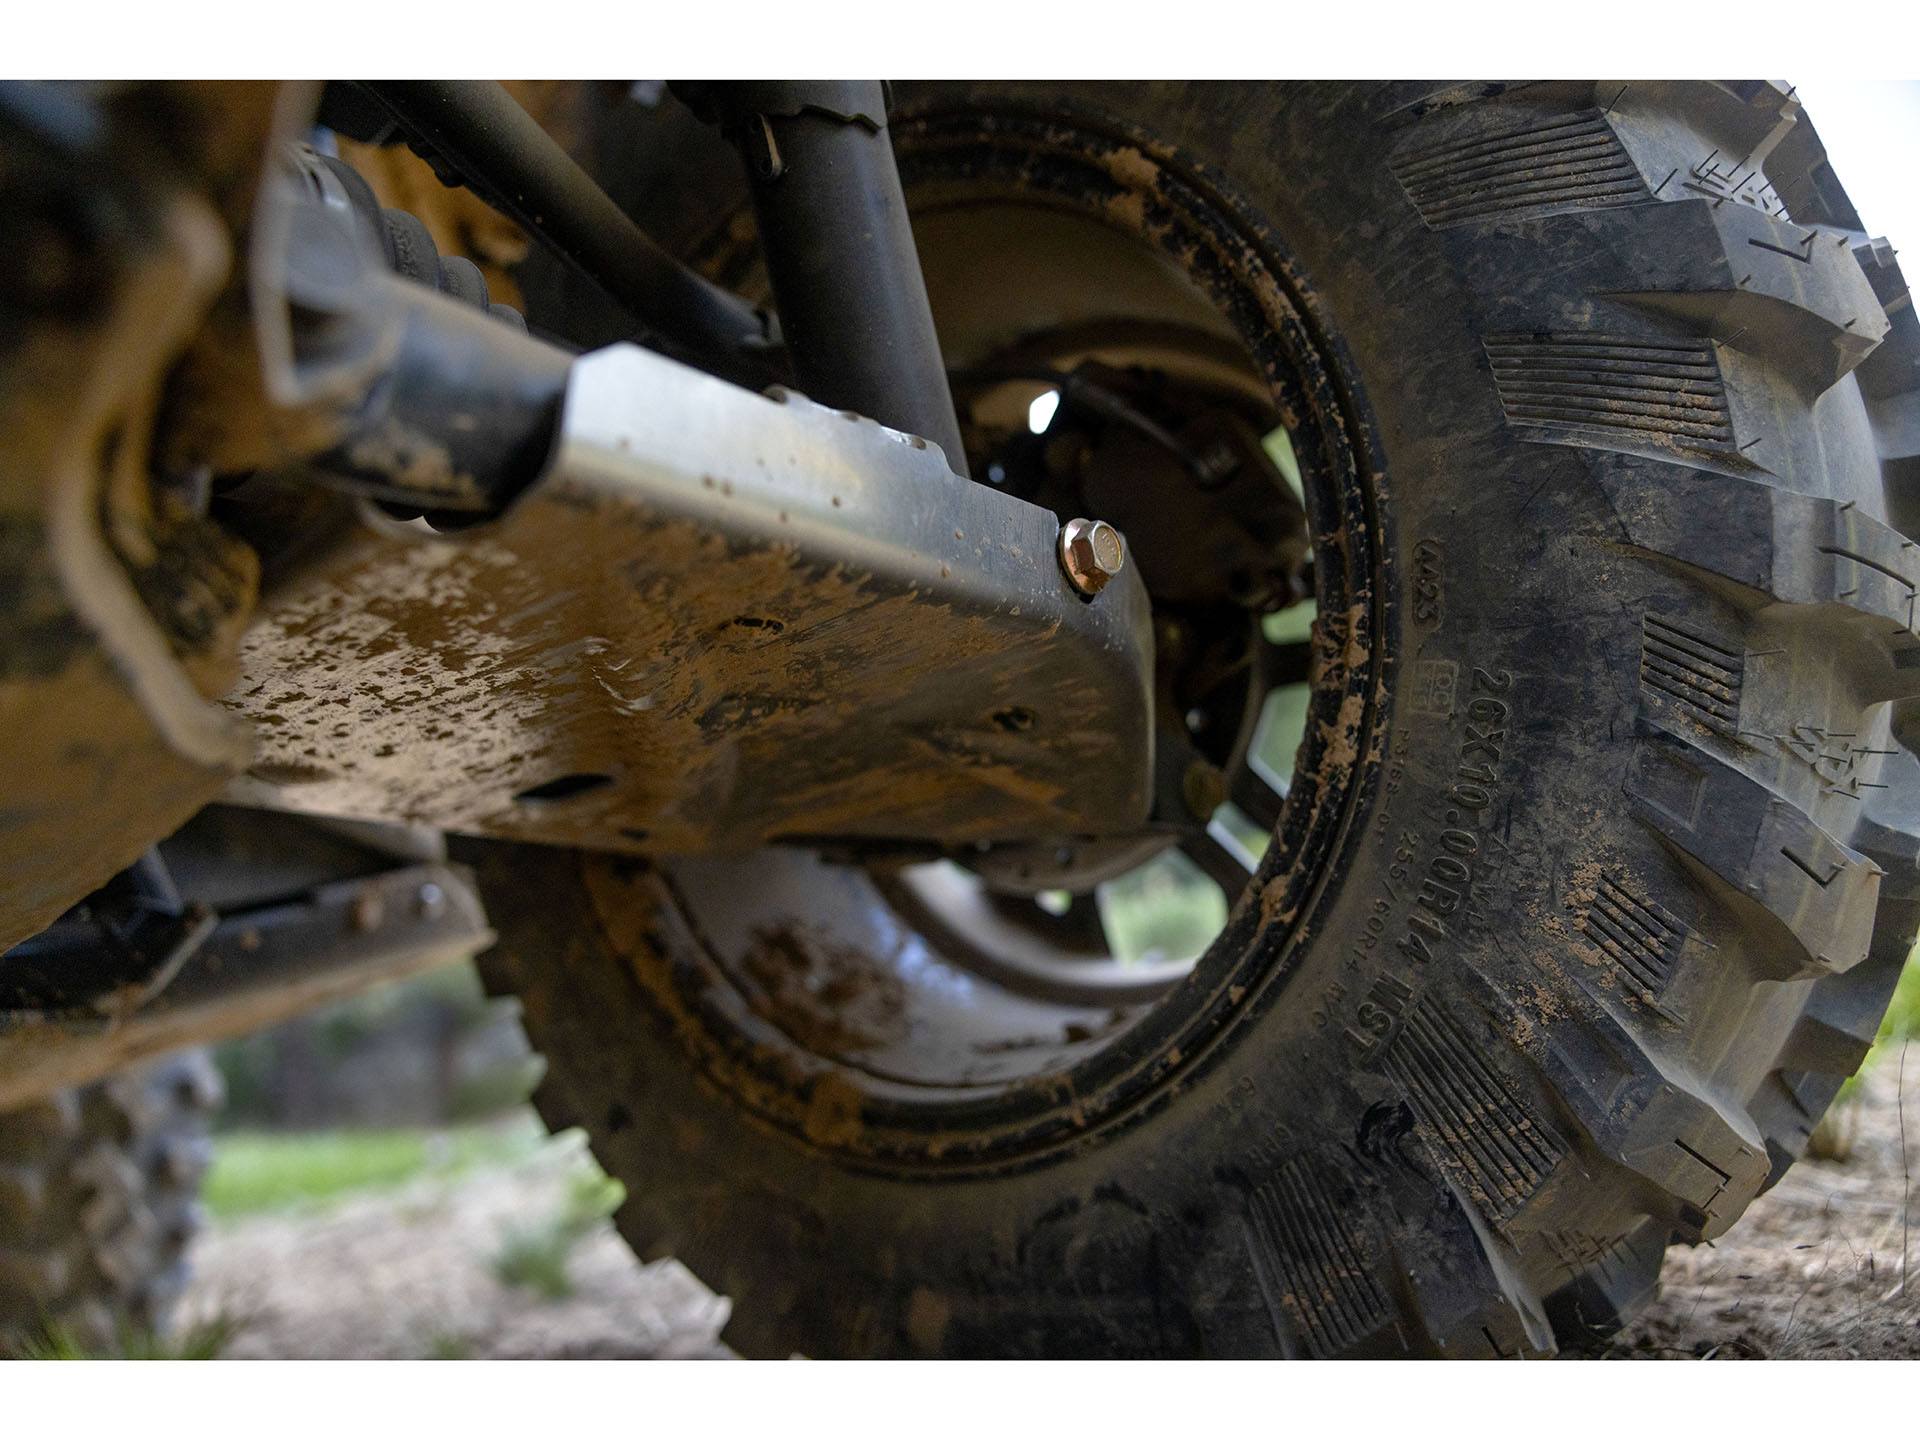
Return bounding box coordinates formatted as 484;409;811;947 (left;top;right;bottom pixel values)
3;79;1916;1357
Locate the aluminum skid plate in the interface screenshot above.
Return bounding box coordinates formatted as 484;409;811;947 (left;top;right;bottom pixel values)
231;343;1154;854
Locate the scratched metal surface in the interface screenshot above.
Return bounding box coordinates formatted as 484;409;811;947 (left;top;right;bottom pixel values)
229;344;1155;854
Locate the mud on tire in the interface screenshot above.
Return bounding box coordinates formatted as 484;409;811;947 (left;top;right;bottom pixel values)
477;80;1920;1356
0;1050;223;1349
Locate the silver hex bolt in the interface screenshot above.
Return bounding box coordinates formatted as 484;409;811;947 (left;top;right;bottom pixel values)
1058;518;1126;597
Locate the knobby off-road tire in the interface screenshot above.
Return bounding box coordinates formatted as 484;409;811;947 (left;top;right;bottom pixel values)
0;1050;222;1347
476;81;1920;1356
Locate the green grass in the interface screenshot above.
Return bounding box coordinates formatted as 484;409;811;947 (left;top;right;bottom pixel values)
1829;950;1920;1115
10;1312;245;1360
425;1330;476;1360
204;1120;541;1218
1809;951;1918;1159
490;1170;626;1302
1881;949;1920;1045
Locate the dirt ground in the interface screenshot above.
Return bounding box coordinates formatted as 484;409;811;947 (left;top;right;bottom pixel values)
1609;1058;1917;1359
180;1131;735;1360
180;1060;1915;1359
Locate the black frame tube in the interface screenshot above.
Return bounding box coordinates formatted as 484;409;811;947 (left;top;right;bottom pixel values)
354;81;777;388
710;82;969;475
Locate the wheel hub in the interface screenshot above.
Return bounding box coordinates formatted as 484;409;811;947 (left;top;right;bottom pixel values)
637;99;1389;1166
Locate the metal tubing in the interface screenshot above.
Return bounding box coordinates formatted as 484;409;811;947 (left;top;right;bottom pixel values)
354;81;777;387
314;278;574;514
714;82;970;474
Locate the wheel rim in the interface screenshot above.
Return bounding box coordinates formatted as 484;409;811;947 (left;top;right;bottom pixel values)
598;99;1393;1170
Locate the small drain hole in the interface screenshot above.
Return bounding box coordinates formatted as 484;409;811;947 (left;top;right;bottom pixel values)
515;772;615;804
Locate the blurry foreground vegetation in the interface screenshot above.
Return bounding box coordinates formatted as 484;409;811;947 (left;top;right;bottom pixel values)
490;1168;627;1300
205;1119;544;1218
11;1313;245;1361
1842;948;1920;1097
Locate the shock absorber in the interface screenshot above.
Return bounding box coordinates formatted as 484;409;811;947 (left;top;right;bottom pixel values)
305;148;527;329
273;145;572;516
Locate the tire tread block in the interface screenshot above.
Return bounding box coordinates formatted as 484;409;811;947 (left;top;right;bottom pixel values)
1532;996;1769;1241
1242;1156;1392;1359
1383;1002;1565;1226
1627;722;1878;978
1391;108;1647;228
1581;874;1688;998
1599;460;1920;693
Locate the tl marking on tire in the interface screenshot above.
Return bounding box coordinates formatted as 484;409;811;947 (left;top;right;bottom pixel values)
1346;972;1413;1054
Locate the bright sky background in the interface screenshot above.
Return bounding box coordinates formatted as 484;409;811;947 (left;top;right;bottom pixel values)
1793;79;1920;254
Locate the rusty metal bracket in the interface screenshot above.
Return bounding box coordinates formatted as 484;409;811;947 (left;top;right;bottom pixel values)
231;338;1155;855
0;859;491;1109
0;83;265;954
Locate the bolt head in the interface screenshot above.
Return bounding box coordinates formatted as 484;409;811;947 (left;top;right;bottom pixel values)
1182;759;1227;820
1059;518;1126;596
348;890;386;933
